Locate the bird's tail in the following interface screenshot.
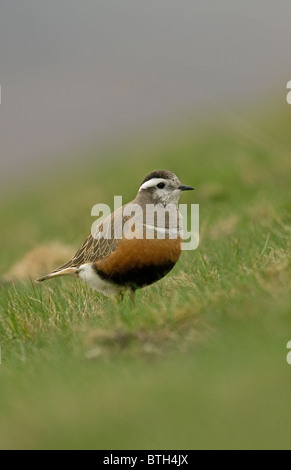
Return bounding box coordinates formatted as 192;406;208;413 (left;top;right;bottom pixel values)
35;266;79;283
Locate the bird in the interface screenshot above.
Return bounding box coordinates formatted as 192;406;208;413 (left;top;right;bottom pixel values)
36;170;194;298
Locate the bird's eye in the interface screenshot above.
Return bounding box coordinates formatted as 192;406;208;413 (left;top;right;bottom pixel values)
157;183;165;189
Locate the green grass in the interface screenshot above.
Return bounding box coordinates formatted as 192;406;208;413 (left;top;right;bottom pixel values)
0;107;291;449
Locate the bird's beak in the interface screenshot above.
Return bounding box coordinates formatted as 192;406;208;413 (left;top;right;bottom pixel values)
178;185;195;191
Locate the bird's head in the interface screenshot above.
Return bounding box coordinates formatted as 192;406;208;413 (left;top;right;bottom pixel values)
137;169;194;206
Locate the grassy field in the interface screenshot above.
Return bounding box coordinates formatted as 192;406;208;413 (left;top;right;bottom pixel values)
0;107;291;449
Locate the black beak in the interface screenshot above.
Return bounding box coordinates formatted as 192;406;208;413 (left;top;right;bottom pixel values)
178;185;195;191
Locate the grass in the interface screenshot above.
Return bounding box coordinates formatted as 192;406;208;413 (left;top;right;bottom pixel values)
0;106;291;449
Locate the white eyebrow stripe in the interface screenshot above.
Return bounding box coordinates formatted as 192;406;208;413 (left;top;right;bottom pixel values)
139;178;168;191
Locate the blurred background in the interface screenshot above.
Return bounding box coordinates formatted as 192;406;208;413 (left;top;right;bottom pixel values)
1;0;291;185
1;1;291;450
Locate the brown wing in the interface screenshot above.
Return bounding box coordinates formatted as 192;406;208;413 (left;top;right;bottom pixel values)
52;206;128;272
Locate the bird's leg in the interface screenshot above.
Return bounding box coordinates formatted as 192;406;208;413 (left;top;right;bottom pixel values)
115;289;136;304
129;288;136;304
115;291;125;303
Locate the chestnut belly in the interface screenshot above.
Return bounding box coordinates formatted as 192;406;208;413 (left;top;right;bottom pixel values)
95;238;182;289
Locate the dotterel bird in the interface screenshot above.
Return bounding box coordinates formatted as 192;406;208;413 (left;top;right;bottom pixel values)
36;170;194;297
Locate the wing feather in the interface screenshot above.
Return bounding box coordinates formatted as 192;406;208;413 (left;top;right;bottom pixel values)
50;206;128;273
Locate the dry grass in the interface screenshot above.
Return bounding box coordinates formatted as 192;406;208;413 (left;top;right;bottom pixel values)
2;243;75;283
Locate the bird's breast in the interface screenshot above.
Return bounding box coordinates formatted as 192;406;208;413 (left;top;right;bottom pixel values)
95;237;182;288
